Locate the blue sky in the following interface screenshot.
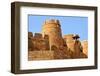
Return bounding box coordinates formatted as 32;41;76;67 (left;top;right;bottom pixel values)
28;15;88;41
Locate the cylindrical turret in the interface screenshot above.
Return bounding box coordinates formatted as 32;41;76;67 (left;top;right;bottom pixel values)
42;19;64;50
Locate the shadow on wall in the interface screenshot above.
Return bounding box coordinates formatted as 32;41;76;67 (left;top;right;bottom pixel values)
28;19;88;60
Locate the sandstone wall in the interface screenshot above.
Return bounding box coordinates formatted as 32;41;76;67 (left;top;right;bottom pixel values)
28;51;54;60
28;32;34;51
81;40;88;56
28;32;50;51
28;19;88;60
28;32;33;38
63;34;86;58
63;34;75;52
42;19;65;50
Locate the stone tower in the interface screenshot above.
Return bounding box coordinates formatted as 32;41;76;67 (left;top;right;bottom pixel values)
42;19;64;50
63;34;83;58
63;34;75;52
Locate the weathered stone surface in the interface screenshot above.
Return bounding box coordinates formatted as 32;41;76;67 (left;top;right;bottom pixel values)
28;32;33;38
81;40;88;57
28;19;88;60
34;33;42;38
28;32;50;51
63;34;87;58
42;19;65;49
28;51;54;60
63;34;75;52
28;32;34;51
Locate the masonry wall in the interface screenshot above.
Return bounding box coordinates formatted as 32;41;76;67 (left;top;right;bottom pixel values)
42;19;65;50
81;40;88;56
28;32;34;51
28;51;54;60
28;19;88;60
28;33;50;51
63;34;87;58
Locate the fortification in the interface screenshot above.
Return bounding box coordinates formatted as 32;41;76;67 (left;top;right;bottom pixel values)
81;40;88;56
28;32;50;51
63;34;83;58
63;34;75;52
28;32;34;51
42;19;64;50
28;19;88;60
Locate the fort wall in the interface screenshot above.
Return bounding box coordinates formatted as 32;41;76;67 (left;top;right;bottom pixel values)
28;32;50;51
63;34;85;58
81;40;88;56
28;19;88;60
28;51;54;60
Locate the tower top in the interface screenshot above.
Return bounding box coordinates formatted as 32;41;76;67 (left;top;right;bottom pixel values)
44;19;60;25
63;34;80;40
63;34;74;40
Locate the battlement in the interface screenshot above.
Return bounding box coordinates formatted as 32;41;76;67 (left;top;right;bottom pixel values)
28;19;88;60
28;32;50;51
32;33;49;40
63;34;74;40
34;33;42;38
43;19;61;27
63;34;80;40
44;19;60;24
28;32;33;38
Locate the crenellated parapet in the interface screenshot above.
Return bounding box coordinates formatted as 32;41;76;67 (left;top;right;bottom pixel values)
28;32;50;51
28;19;88;60
44;19;61;27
